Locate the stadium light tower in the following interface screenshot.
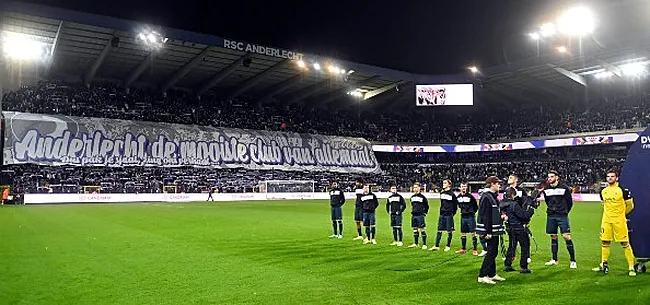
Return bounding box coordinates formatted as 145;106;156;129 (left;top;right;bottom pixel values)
468;66;479;74
557;46;568;53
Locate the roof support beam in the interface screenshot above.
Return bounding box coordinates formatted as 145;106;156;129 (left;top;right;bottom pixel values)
593;58;622;77
318;75;383;106
226;58;290;100
125;52;155;88
84;32;114;86
363;80;408;100
258;73;304;104
197;53;250;96
487;83;537;105
317;75;382;99
162;47;211;93
547;64;587;87
512;72;573;102
46;21;64;75
287;79;331;104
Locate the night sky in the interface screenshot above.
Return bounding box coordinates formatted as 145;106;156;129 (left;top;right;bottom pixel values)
20;0;650;74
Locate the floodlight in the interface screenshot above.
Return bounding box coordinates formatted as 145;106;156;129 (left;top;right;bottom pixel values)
340;69;346;74
328;65;340;74
557;7;595;36
557;46;567;53
595;71;613;79
313;63;321;70
620;62;646;77
529;32;541;40
2;31;47;61
136;29;167;50
347;90;363;98
297;60;306;68
468;66;479;73
540;23;556;37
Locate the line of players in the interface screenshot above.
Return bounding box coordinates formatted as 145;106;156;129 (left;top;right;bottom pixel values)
329;178;488;255
329;170;639;283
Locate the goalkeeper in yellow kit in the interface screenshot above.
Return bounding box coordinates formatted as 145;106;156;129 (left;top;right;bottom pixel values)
592;169;636;276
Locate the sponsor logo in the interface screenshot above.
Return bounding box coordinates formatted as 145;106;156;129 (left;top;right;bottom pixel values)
641;135;650;149
231;194;256;200
167;194;191;200
78;194;113;201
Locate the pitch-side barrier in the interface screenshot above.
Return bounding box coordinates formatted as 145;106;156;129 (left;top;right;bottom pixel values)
23;192;602;204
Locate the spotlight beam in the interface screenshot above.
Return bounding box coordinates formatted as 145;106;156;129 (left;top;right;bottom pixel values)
162;47;212;92
125;51;156;87
197;53;251;96
85;33;115;86
46;21;64;75
226;58;291;100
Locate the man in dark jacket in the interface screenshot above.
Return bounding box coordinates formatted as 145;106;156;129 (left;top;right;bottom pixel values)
386;185;407;246
477;176;506;285
328;182;345;239
502;188;535;273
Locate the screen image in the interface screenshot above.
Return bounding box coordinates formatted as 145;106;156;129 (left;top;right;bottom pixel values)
416;84;474;106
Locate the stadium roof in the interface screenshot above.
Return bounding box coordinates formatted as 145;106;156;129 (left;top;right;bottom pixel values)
0;2;465;109
3;1;650;110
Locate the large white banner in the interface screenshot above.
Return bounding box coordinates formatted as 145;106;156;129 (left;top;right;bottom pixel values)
2;112;380;173
416;84;474;106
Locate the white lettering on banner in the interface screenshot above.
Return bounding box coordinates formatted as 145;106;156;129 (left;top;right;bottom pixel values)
7;112;379;173
544;188;567;196
223;39;303;61
360;195;374;201
355;189;364;195
23;192;602;204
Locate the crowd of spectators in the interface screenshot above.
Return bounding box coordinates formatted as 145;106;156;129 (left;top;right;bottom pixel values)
3;81;649;143
7;153;622;195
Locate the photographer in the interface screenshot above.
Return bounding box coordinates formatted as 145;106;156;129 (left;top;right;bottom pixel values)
501;188;536;274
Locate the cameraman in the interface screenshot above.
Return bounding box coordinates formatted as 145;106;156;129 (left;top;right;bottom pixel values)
502;187;536;274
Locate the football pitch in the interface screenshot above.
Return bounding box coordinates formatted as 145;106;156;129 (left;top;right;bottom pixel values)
0;200;648;305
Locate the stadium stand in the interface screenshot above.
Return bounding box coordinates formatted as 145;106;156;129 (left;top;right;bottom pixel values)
6;144;625;195
3;81;649;143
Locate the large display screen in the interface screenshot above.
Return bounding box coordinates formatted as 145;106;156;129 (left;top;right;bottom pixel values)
416;84;474;106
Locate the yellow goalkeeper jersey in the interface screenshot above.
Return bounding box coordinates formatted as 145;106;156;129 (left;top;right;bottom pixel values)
600;183;634;222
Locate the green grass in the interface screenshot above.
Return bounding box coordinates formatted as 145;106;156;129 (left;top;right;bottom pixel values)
0;200;648;305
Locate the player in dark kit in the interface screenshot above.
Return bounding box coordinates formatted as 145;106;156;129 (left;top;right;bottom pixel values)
360;185;379;245
386;185;407;246
431;179;458;252
207;188;215;201
328;182;345;239
455;182;480;255
408;183;430;250
353;178;365;241
542;170;577;269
